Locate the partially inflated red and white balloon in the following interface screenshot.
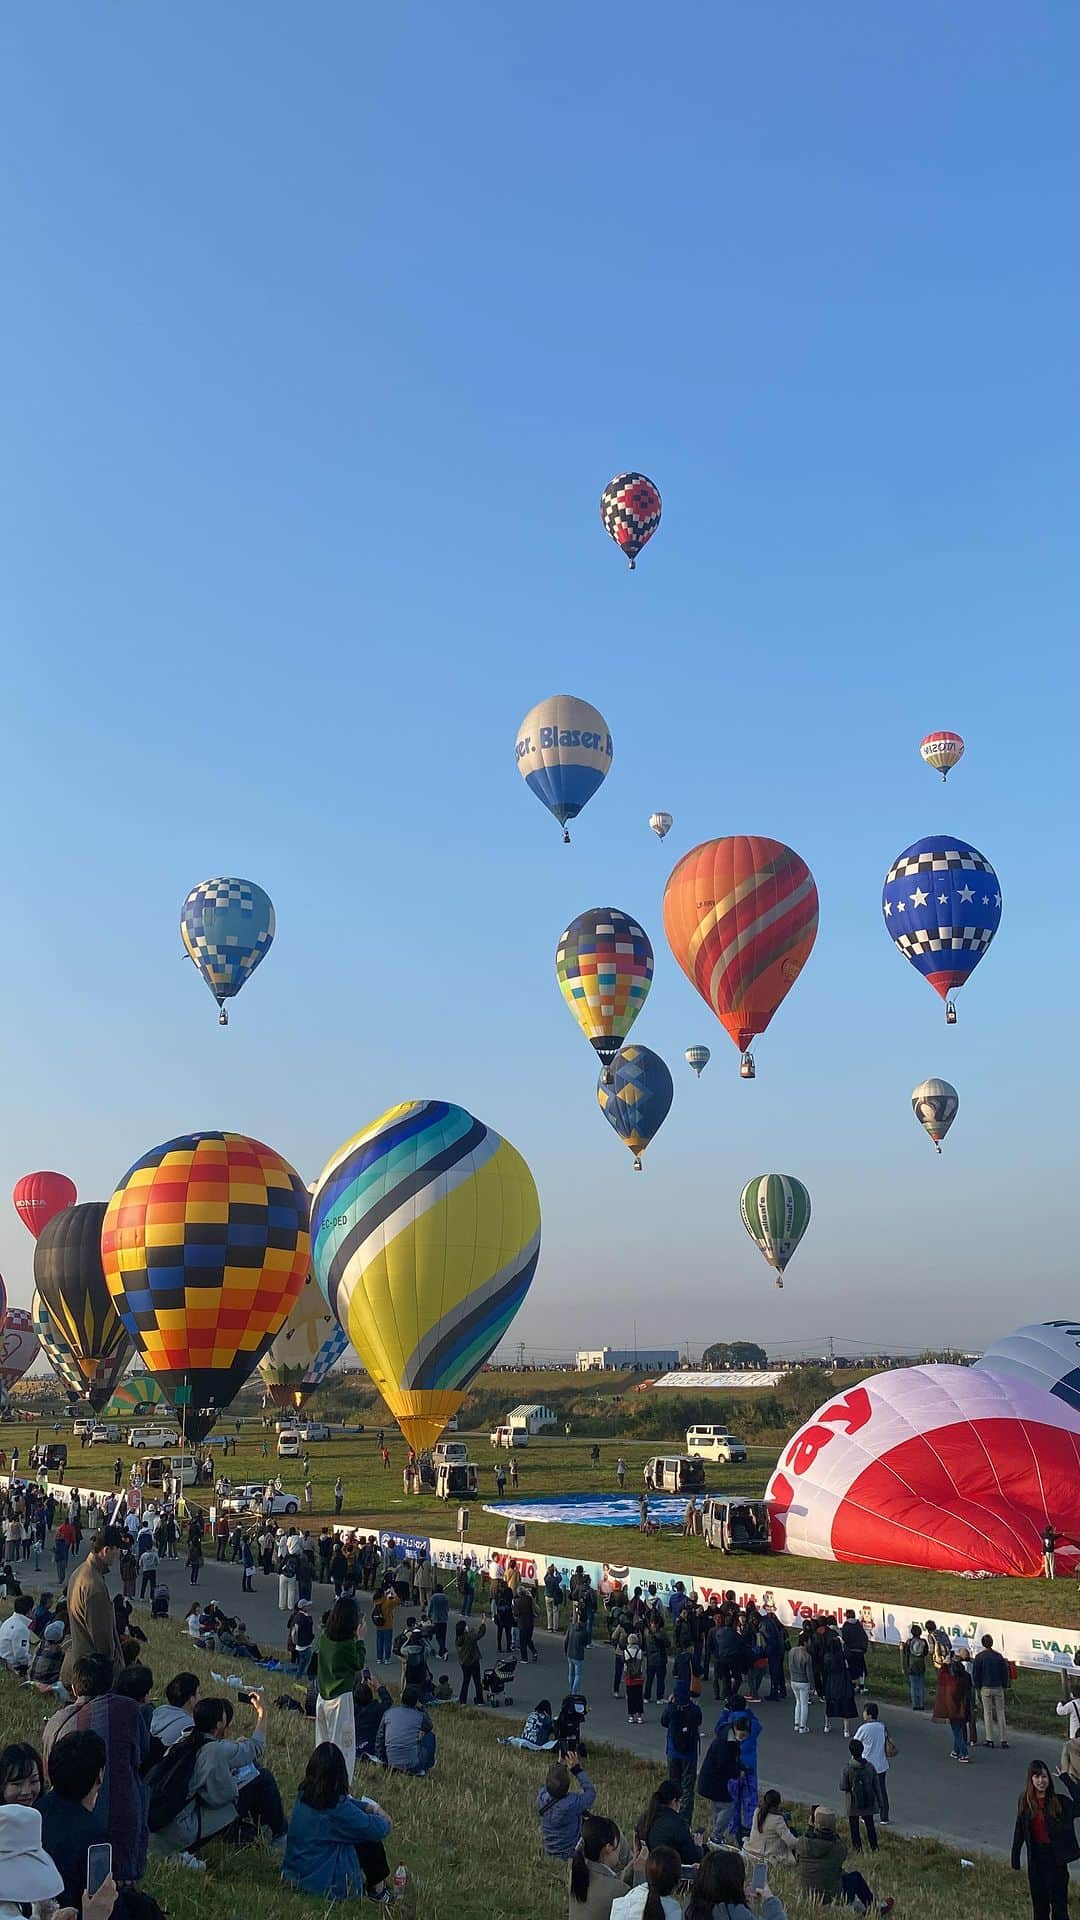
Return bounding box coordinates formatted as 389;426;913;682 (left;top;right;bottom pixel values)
0;1309;40;1390
765;1364;1080;1576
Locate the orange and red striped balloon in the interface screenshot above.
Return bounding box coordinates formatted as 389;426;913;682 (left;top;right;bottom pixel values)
662;836;818;1063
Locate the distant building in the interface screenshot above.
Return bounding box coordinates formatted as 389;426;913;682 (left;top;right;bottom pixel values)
506;1403;558;1434
575;1347;679;1372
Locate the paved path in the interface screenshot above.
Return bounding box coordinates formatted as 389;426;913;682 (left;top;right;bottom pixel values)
28;1548;1049;1860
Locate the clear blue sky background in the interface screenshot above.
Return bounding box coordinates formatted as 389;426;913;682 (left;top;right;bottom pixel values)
2;3;1076;1360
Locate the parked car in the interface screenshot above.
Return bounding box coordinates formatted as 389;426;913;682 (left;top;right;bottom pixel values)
222;1483;300;1516
277;1430;301;1458
685;1425;747;1464
296;1422;331;1442
433;1440;468;1466
643;1454;706;1493
130;1425;179;1449
29;1443;67;1473
436;1461;479;1500
701;1496;772;1553
490;1425;528;1449
143;1454;199;1489
89;1424;121;1445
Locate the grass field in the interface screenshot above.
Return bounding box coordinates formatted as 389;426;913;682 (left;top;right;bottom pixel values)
0;1609;1035;1920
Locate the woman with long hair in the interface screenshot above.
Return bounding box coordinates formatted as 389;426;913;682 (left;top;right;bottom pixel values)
315;1595;367;1779
1011;1760;1079;1920
610;1844;683;1920
634;1776;701;1863
743;1787;798;1868
282;1740;395;1900
684;1846;788;1920
569;1815;646;1918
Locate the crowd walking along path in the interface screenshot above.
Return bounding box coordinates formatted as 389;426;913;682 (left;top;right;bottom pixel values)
16;1544;1064;1861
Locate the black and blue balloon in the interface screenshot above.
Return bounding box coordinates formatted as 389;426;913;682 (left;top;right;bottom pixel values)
881;836;1001;1022
596;1044;674;1170
181;876;275;1025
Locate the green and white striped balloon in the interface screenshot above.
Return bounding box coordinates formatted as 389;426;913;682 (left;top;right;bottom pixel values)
739;1173;811;1289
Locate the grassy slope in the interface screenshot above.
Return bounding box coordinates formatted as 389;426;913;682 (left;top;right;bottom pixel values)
0;1612;1031;1920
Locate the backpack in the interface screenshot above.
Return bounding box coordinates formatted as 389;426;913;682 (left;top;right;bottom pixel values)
371;1599;386;1628
146;1735;200;1833
848;1763;876;1813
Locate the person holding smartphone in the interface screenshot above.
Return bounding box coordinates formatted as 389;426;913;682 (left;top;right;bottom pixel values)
37;1730;126;1920
683;1845;788;1920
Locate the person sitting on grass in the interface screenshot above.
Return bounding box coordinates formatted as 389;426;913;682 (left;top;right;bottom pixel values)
148;1694;286;1864
537;1758;597;1859
570;1815;648;1919
150;1673;200;1750
353;1678;393;1759
609;1844;683;1920
522;1698;556;1748
0;1596;35;1674
743;1787;799;1870
373;1685;436;1775
282;1740;395;1902
684;1845;788;1920
634;1776;702;1866
29;1621;69;1699
38;1730;151;1920
794;1806;891;1913
42;1655;150;1887
0;1801;117;1920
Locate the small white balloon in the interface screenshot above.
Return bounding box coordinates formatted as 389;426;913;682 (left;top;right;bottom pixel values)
649;811;673;841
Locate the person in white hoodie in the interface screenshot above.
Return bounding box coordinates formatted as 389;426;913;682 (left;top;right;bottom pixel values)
610;1844;684;1920
0;1598;34;1673
150;1671;201;1748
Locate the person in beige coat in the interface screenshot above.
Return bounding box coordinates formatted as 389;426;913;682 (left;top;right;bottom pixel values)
742;1790;799;1868
60;1528;126;1690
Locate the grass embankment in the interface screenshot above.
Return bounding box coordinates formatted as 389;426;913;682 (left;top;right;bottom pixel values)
0;1611;1032;1920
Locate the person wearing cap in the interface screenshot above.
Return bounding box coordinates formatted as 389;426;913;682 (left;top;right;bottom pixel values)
61;1528;126;1690
0;1801;116;1920
793;1806;883;1911
29;1619;70;1698
290;1599;316;1677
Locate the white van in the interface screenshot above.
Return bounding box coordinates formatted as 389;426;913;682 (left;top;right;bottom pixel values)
685;1426;747;1464
144;1454;199;1489
130;1425;178;1450
490;1425;528;1449
277;1430;301;1458
89;1424;121;1445
433;1440;468;1466
643;1454;706;1493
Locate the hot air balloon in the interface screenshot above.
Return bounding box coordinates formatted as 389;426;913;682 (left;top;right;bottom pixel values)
556;909;653;1071
600;472;662;570
684;1046;710;1078
663;837;819;1079
740;1174;811;1289
920;731;965;780
649;812;673;841
596;1045;674;1171
911;1077;958;1153
180;877;275;1026
34;1205;133;1411
976;1322;1080;1412
0;1273;6;1335
13;1172;78;1239
0;1309;39;1391
882;836;1001;1025
101;1132;309;1441
515;696;613;843
310;1101;540;1452
102;1375;167;1418
258;1272;349;1410
31;1289;85;1399
765;1363;1080;1576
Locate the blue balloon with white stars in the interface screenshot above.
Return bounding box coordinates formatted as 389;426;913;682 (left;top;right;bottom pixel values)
882;835;1001;1006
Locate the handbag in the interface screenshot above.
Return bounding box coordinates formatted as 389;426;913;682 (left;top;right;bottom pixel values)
884;1730;899;1759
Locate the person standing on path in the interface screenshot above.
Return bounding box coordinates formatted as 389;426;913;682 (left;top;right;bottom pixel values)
822;1631;857;1738
544;1563;563;1633
186;1531;203;1586
623;1635;646;1724
565;1609;589;1695
901;1623;929;1710
840;1739;879;1854
853;1702;891;1821
841;1610;869;1693
761;1611;788;1701
789;1631;814;1734
935;1655;974;1762
660;1681;702;1821
455;1617;485;1704
973;1634;1011;1748
1011;1759;1078;1920
645;1616;669;1703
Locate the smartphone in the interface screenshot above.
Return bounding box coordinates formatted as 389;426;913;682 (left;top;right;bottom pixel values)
87;1844;112;1896
751;1863;768;1894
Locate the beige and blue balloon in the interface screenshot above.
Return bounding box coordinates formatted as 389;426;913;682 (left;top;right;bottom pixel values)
515;694;612;842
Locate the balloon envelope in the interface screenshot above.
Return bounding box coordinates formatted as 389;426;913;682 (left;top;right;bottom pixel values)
920;731;965;778
976;1322;1080;1413
515;695;612;835
649;812;673;841
911;1078;958;1150
310;1100;541;1452
101;1132;309;1441
31;1289;86;1399
597;1045;674;1169
0;1273;6;1335
102;1375;167;1418
13;1172;78;1240
258;1272;348;1410
882;836;1001;1006
664;837;819;1060
600;472;662;568
34;1204;133;1412
556;908;653;1067
766;1363;1080;1575
740;1174;811;1286
0;1309;39;1390
684;1046;710;1077
180;877;275;1018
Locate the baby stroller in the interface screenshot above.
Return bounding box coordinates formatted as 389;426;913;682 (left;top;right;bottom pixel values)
482;1656;517;1705
151;1585;170;1620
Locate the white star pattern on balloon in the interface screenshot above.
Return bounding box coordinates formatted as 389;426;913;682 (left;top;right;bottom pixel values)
910;887;929;907
884;900;892;917
958;883;975;903
938;893;948;904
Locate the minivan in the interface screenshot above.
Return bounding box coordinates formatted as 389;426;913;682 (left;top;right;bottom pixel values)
490;1425;528;1449
144;1454;199;1488
436;1461;479;1500
701;1496;772;1553
130;1425;178;1450
433;1440;469;1466
277;1430;301;1458
685;1426;747;1464
643;1454;706;1493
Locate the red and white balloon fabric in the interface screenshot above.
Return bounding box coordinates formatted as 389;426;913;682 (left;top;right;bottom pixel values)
0;1308;40;1390
919;731;965;779
13;1171;77;1239
976;1321;1080;1413
765;1363;1080;1576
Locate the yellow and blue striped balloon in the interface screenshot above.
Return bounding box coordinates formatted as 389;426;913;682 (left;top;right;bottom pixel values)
515;694;612;841
310;1100;541;1450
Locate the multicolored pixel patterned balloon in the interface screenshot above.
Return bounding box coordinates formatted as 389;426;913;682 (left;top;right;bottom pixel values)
258;1271;348;1410
32;1289;86;1399
882;836;1001;1013
600;472;662;569
515;695;613;840
101;1132;309;1441
597;1045;674;1171
181;877;275;1025
310;1100;541;1452
556;908;653;1068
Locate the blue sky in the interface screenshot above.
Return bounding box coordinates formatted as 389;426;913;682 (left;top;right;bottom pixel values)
2;3;1077;1359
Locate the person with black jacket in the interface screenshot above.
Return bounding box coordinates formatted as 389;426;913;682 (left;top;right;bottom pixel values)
644;1617;670;1703
635;1776;702;1865
972;1634;1011;1748
840;1612;869;1694
1011;1760;1078;1920
660;1682;702;1821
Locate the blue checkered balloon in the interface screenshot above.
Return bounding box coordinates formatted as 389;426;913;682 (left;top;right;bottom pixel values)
180;876;275;1025
882;836;1001;1011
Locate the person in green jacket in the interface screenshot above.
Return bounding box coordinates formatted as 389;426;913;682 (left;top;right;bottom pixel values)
315;1596;368;1779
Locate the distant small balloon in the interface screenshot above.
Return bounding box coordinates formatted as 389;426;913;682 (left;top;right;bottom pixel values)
920;731;965;780
911;1078;959;1153
684;1046;710;1078
13;1172;77;1240
649;812;673;841
600;472;662;570
181;877;275;1026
